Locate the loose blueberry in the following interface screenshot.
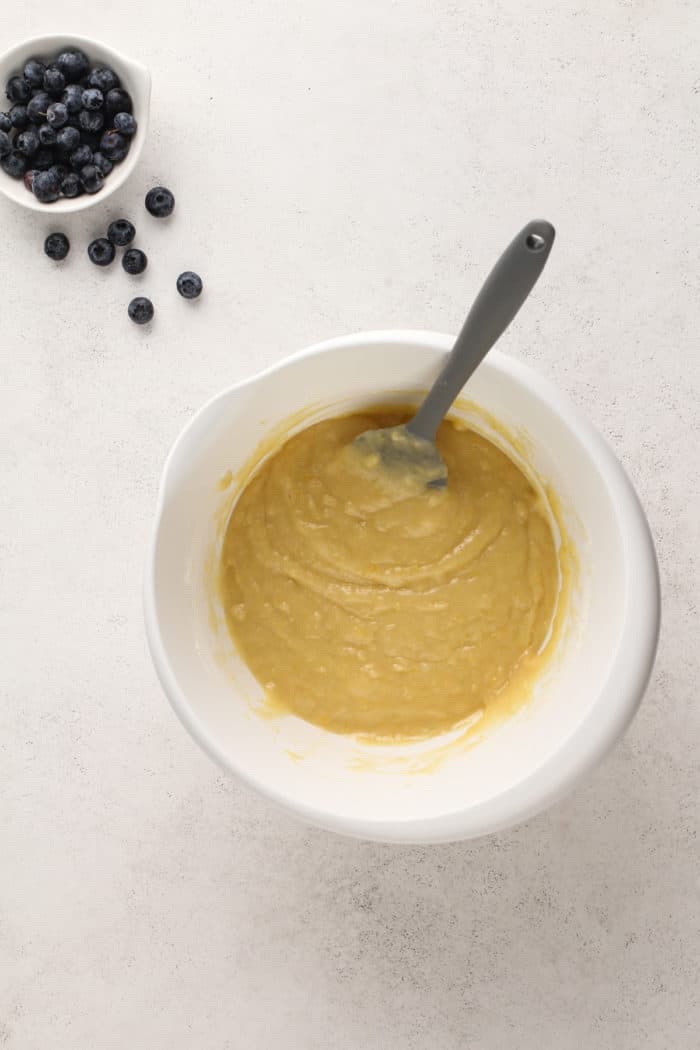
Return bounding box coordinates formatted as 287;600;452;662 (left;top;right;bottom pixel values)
46;101;68;129
27;91;51;124
145;186;175;218
176;271;203;299
113;112;136;136
9;105;28;130
37;122;57;146
99;130;127;158
62;83;83;114
44;232;70;260
87;237;115;266
56;125;80;153
80;164;104;194
80;109;104;134
6;76;31;104
107;218;135;246
0;112;12;133
104;88;132;115
0;129;11;158
60;172;81;198
82;87;104;111
92;151;113;176
43;67;66;98
128;297;154;325
15;129;39;157
56;50;90;82
23;59;45;89
87;66;120;93
122;248;147;275
70;144;93;171
0;151;27;178
33;148;55;171
32;169;60;202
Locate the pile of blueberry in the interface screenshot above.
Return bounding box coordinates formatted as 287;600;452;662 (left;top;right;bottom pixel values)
0;48;136;202
44;185;203;324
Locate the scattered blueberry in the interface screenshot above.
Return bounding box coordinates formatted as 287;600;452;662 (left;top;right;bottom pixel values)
44;231;70;260
87;237;115;266
6;76;31;104
60;172;81;197
23;59;45;89
43;67;66;98
38;123;57;146
122;248;147;274
80;164;103;194
79;109;104;134
92;152;113;176
107;218;135;246
0;112;12;133
15;129;39;157
70;143;93;171
176;271;203;299
9;105;29;130
0;151;27;178
56;50;90;82
104;88;132;115
27;91;51;124
0;130;11;158
87;67;120;93
33;148;55;171
32;169;60;202
56;125;80;153
145;186;175;218
128;297;154;324
113;112;136;136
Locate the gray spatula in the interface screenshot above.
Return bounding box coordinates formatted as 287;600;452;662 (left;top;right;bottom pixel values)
353;219;556;487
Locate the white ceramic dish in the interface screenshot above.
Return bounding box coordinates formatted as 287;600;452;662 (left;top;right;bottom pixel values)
0;34;150;213
144;331;660;843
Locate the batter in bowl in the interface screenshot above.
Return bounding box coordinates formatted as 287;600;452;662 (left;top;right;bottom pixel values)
218;408;561;739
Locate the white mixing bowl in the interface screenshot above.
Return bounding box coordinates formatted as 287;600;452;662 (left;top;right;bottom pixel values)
144;331;660;843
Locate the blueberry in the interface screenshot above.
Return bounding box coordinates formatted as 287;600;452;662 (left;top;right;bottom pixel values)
6;76;31;104
112;112;137;137
37;122;57;146
84;110;107;135
23;59;46;89
0;151;27;178
70;144;93;170
49;163;69;183
176;271;203;299
107;218;135;246
128;297;154;325
104;88;132;115
145;186;175;218
44;231;70;260
0;129;10;158
88;237;116;266
82;87;104;111
27;91;51;124
32;169;60;202
87;66;120;93
9;105;28;130
62;83;83;115
56;125;80;153
99;130;127;158
56;50;90;82
23;169;38;191
0;112;11;133
80;164;104;194
42;67;66;98
33;148;55;171
122;248;148;275
15;129;39;157
60;172;81;198
92;151;113;176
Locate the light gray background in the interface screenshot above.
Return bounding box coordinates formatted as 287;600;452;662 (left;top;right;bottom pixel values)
1;2;698;1047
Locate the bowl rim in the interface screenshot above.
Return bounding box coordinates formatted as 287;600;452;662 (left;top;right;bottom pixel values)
144;329;661;843
0;33;150;214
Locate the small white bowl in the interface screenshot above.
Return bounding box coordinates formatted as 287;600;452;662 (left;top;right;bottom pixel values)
0;34;150;213
144;331;660;843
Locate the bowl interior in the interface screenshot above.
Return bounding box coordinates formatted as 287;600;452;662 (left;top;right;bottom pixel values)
147;333;657;841
0;34;150;213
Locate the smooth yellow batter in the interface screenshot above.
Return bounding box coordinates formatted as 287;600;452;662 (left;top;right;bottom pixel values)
218;409;560;739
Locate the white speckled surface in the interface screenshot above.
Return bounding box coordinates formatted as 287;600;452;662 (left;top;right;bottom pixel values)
1;1;698;1046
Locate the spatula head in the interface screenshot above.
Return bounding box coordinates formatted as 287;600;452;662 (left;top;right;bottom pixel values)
352;424;448;489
